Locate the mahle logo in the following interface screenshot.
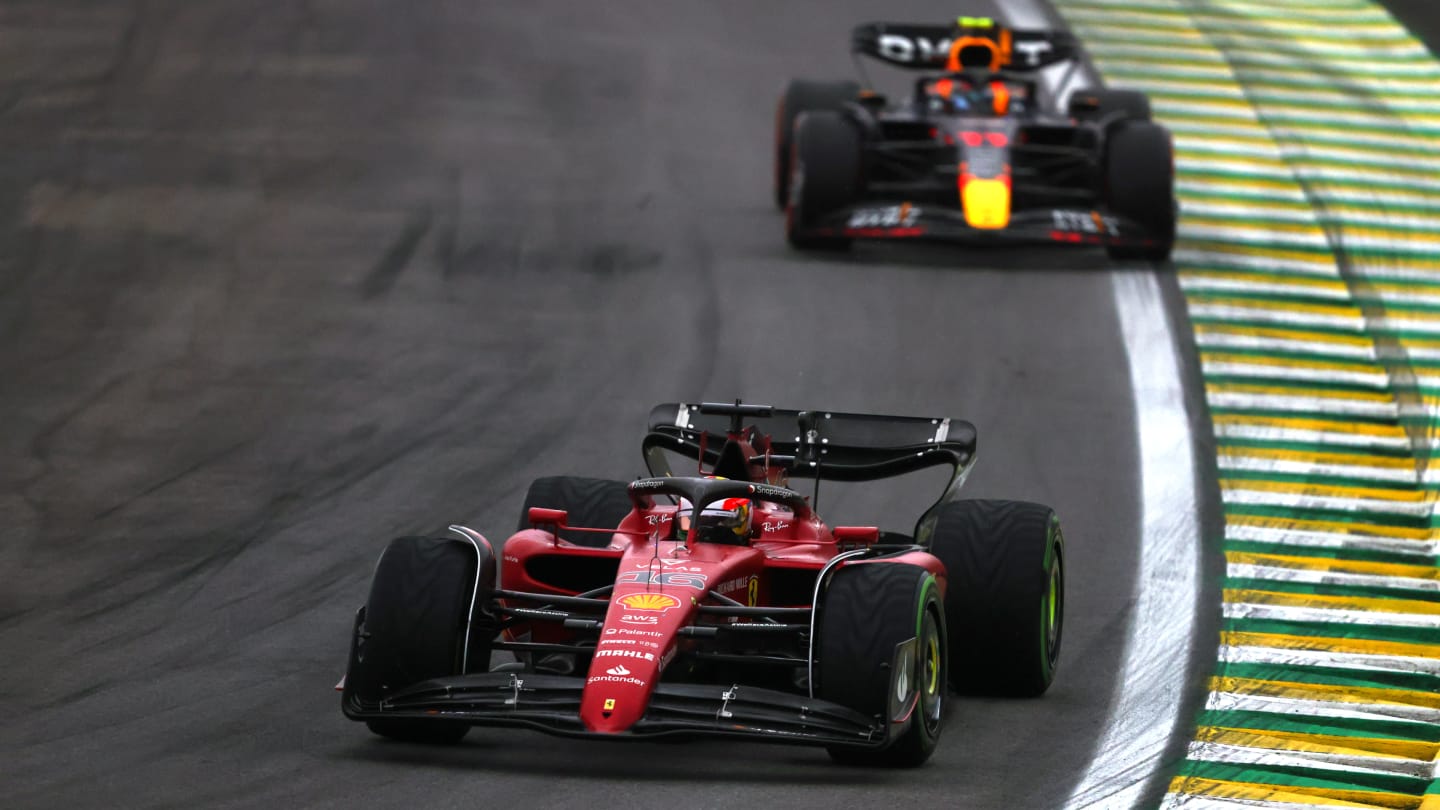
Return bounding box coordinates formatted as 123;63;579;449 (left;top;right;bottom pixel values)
618;593;679;612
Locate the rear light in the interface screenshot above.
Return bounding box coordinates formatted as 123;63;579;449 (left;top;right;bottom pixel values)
960;131;983;147
986;132;1009;147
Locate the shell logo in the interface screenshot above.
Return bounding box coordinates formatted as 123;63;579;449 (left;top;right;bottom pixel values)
618;593;680;611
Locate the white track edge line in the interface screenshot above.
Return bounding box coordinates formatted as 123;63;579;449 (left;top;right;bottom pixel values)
999;3;1204;808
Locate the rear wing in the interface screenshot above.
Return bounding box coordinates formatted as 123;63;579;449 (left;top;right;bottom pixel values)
642;402;976;483
851;19;1080;71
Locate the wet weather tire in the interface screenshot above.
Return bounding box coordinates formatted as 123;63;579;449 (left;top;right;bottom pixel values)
816;562;946;767
1103;122;1175;262
348;535;491;744
786;111;862;251
518;476;633;548
774;79;860;209
924;500;1064;697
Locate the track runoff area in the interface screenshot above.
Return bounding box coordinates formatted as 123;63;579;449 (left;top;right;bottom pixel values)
1048;0;1440;808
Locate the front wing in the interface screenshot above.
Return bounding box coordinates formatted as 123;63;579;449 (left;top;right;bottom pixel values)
343;672;886;748
801;202;1167;250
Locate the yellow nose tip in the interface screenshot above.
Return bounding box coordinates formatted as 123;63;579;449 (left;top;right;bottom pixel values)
962;179;1011;230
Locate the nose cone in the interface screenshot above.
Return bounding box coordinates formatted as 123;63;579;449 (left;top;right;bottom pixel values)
580;590;689;733
962;178;1011;229
582;652;660;732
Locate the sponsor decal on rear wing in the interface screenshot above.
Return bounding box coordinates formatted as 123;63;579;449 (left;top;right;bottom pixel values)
852;20;1079;71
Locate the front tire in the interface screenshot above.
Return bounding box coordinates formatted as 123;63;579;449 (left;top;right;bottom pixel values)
816;562;946;767
1103;122;1175;262
345;535;494;744
774;79;860;209
923;500;1064;697
786;111;862;251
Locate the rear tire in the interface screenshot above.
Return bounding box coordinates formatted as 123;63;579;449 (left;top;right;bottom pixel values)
816;562;946;767
518;476;633;548
348;536;493;744
775;79;860;209
1103;122;1175;262
923;500;1064;697
786;111;862;251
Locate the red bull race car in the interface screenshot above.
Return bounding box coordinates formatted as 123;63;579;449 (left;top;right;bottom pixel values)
339;401;1065;766
775;17;1176;261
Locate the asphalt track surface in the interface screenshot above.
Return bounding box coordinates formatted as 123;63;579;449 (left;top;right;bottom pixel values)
1387;1;1440;60
0;2;1152;807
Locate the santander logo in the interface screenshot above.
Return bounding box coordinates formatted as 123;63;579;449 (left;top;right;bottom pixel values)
589;660;646;687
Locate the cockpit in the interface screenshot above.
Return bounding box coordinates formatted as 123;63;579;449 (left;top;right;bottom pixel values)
918;74;1033;117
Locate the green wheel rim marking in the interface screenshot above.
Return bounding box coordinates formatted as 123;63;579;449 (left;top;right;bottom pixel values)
1048;566;1059;639
920;607;944;732
927;632;941;695
915;574;936;638
1041;520;1062;675
1042;553;1062;674
912;574;943;733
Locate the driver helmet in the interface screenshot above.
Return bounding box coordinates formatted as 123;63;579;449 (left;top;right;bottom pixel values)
676;496;753;545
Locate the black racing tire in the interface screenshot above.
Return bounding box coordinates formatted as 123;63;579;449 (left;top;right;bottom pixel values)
923;500;1064;697
517;476;634;548
786;111;862;251
1069;88;1151;123
350;535;491;745
816;562;946;768
774;79;860;209
1103;122;1176;262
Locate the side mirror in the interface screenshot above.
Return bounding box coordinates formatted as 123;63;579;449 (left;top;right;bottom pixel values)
833;526;880;545
857;91;888;110
527;507;568;529
1067;93;1100;117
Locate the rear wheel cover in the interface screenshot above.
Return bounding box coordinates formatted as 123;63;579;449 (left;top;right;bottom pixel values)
1040;534;1064;681
918;606;945;737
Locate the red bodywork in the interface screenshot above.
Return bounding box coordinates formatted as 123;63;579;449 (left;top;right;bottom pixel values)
342;401;977;748
501;477;944;736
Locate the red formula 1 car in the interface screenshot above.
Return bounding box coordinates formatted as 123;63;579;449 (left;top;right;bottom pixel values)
775;16;1175;260
340;401;1065;766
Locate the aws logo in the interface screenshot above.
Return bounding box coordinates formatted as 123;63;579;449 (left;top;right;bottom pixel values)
617;593;680;612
